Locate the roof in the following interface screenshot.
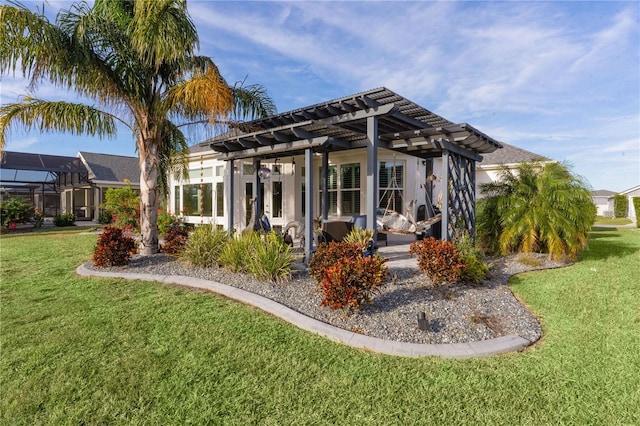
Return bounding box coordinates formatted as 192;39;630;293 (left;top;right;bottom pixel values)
78;152;139;184
592;189;617;197
1;151;86;185
479;142;548;167
204;87;502;161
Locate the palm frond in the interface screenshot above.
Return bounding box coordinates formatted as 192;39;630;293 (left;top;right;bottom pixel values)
0;98;119;149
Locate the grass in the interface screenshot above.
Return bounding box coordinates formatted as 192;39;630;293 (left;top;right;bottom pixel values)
594;215;633;226
1;227;639;424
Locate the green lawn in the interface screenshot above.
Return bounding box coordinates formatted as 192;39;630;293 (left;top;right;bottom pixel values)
594;216;633;226
1;228;638;424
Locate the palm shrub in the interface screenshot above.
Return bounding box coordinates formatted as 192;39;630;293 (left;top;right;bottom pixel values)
248;232;296;284
181;224;230;268
342;226;374;251
478;161;596;261
454;232;489;284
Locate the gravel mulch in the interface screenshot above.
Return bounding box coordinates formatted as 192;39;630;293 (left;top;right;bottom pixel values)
85;252;568;345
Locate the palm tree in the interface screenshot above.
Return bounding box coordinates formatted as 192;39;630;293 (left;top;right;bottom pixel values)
479;161;596;260
0;0;275;255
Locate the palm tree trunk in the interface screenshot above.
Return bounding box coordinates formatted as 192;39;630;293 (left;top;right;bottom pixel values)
139;148;159;256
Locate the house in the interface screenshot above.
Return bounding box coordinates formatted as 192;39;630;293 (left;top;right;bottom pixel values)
169;87;513;260
591;189;617;217
0;150;139;220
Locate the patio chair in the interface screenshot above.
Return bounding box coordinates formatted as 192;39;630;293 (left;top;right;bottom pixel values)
320;220;353;243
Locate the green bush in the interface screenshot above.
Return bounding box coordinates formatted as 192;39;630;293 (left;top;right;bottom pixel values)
181;224;230;267
409;237;465;286
219;232;260;273
248;232;296;284
454;232;489;284
53;212;76;227
97;209;113;224
633;197;640;228
158;210;181;235
342;227;374;251
102;186;139;231
614;194;628;218
0;196;33;226
92;226;136;267
478;161;595;261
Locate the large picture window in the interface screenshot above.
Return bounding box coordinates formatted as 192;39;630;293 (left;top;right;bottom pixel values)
182;183;212;216
319;163;360;216
215;182;224;217
379;161;404;213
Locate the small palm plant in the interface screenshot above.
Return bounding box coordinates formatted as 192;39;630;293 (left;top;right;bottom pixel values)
478;161;596;261
343;227;374;251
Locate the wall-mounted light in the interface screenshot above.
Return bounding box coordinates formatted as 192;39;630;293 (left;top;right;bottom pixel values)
258;167;271;180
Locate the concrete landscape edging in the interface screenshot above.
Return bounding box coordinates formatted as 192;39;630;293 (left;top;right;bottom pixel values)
76;263;532;358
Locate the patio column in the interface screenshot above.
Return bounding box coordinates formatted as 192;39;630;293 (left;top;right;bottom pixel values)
227;159;235;232
253;158;261;222
321;151;329;220
304;148;314;264
366;116;378;234
441;149;450;241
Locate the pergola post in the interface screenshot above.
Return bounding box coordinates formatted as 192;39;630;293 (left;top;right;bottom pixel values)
366;116;378;235
321;151;329;221
253;158;261;222
441;149;450;241
227;159;235;233
304;148;314;264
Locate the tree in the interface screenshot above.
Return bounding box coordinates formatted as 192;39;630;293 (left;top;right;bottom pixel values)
478;161;596;261
0;0;275;255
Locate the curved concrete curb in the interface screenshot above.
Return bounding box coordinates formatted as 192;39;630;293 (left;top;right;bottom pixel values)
76;263;532;358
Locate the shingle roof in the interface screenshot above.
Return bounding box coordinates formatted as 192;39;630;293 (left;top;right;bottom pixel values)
479;142;548;166
78;152;139;184
592;189;617;197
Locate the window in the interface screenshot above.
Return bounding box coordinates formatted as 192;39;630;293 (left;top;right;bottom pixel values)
341;163;360;215
242;164;254;175
245;183;253;225
272;181;283;218
379;161;404;213
318;163;360;216
182;183;212;216
216;182;224;217
215;165;224;176
188;167;212;180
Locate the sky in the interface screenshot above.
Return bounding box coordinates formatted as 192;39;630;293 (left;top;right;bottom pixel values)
1;0;639;192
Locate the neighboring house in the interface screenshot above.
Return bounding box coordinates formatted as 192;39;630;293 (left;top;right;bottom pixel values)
62;152;140;220
591;189;616;217
0;150;139;220
476;143;550;197
619;185;640;219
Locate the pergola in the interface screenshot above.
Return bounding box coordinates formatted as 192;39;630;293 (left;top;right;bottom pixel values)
206;87;502;262
0;151;88;212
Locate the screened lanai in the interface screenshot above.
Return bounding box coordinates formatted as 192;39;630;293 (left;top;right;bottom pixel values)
0;151;88;216
205;87;502;262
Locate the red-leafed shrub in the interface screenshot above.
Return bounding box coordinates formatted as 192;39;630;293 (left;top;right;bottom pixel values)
409;237;465;286
93;226;137;267
308;242;362;282
309;241;388;312
161;222;189;256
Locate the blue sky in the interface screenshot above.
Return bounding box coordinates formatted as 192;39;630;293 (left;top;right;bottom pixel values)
1;1;638;192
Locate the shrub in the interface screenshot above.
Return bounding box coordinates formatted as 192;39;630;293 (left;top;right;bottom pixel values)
97;209;113;224
409;237;465;286
309;241;388;312
248;232;296;284
33;207;44;228
613;194;628;218
102;185;140;230
93;226;137;267
181;224;230;267
454;232;489;284
53;212;76;227
158;210;181;235
308;242;362;283
634;198;640;228
342;226;374;251
161;222;189;256
0;196;34;226
479;161;595;260
219;232;260;273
